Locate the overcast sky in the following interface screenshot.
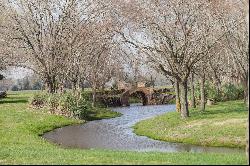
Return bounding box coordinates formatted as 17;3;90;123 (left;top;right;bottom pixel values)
1;67;33;80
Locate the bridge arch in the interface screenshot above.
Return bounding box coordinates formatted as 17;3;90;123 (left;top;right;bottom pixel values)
120;88;152;106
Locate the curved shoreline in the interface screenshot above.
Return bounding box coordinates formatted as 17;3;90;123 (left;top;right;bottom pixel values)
0;92;247;164
133;100;247;149
43;104;244;153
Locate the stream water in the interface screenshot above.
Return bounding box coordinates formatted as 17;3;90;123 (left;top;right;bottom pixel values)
43;104;244;153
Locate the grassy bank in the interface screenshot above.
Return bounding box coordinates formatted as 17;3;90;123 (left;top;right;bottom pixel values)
0;91;247;164
134;100;248;148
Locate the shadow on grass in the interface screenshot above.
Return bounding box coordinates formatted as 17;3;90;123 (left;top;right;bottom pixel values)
0;99;28;104
0;95;28;104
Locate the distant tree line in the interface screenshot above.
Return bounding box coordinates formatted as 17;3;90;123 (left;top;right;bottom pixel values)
11;76;42;91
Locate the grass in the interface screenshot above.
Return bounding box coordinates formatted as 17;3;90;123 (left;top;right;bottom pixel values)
134;100;248;148
0;91;247;165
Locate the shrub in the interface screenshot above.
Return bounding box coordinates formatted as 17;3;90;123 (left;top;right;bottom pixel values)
30;92;92;120
30;93;48;108
32;81;42;90
221;83;244;101
205;83;223;102
111;82;118;90
0;74;4;80
193;82;244;103
0;91;7;98
64;93;91;119
72;98;91;119
81;91;92;101
11;85;19;91
47;93;60;111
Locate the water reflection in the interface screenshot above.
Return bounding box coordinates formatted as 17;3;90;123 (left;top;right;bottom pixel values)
43;104;244;153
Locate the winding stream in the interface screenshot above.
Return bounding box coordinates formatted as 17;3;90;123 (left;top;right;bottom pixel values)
43;104;244;153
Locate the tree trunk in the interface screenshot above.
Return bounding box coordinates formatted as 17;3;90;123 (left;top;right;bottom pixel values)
71;79;78;93
244;87;248;104
47;82;52;93
215;78;221;95
101;84;105;92
247;115;249;165
200;75;206;111
92;83;97;107
190;73;196;108
244;4;249;164
215;82;221;102
58;81;64;94
175;79;181;112
46;76;56;94
76;77;81;99
242;74;248;104
48;82;56;93
80;79;85;91
179;80;189;118
246;73;249;164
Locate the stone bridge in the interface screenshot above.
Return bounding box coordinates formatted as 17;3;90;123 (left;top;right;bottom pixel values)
120;87;153;106
120;87;175;106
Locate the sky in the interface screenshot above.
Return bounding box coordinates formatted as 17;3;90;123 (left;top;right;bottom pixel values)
1;67;33;80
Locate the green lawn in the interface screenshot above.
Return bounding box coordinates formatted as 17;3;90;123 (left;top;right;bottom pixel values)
134;100;248;148
0;91;247;165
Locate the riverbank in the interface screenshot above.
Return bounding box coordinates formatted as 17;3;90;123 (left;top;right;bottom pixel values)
0;91;247;164
134;100;248;148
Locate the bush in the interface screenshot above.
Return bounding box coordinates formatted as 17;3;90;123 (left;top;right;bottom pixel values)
11;85;19;91
111;82;118;90
0;74;4;80
81;91;92;101
193;82;244;103
32;81;42;90
30;93;48;108
205;83;223;102
73;98;91;119
0;91;7;98
47;93;60;111
221;83;244;101
64;93;91;119
30;92;92;120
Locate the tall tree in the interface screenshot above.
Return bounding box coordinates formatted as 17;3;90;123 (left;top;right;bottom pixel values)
0;0;108;93
224;4;249;104
116;0;226;118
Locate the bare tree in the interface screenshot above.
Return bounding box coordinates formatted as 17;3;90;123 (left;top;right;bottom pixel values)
223;1;249;103
0;0;109;93
0;1;10;71
86;45;118;106
116;0;226;118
